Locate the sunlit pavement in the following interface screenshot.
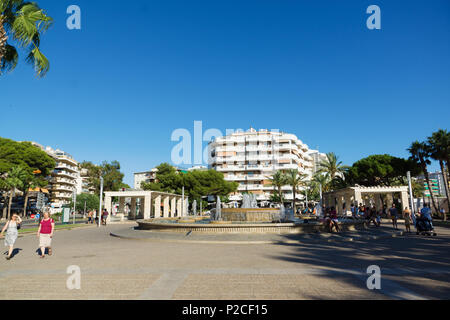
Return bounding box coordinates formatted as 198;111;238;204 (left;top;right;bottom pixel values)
1;221;449;300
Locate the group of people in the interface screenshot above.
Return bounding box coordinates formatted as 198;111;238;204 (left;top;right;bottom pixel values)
86;209;109;225
1;211;55;260
321;202;437;234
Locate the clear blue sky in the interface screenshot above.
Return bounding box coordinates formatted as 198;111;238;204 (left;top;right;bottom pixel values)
1;0;449;186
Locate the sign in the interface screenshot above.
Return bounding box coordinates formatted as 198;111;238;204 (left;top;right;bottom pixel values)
63;208;71;223
36;192;45;210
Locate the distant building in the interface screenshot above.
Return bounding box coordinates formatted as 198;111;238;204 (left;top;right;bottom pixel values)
31;142;79;210
75;168;95;195
208;128;321;205
416;171;446;197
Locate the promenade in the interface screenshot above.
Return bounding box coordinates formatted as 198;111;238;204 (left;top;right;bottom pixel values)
1;222;449;300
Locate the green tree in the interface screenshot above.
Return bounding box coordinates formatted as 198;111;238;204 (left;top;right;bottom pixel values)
346;154;419;187
0;138;55;217
141;163;238;205
80;161;126;195
268;171;287;205
0;0;53;77
428;129;450;219
284;169;308;214
5;166;26;219
69;193;100;212
317;152;348;189
408;141;439;214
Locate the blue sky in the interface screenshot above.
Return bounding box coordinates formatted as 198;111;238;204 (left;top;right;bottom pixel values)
1;0;449;186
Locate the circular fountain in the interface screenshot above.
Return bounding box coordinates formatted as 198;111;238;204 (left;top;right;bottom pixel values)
135;194;366;234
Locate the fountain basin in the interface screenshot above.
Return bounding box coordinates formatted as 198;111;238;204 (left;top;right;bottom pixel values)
221;208;282;222
136;219;367;234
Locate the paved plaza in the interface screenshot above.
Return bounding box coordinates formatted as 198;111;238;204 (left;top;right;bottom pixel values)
1;222;450;300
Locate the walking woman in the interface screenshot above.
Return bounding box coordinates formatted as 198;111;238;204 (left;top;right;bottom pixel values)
1;214;22;260
403;207;412;233
37;212;55;258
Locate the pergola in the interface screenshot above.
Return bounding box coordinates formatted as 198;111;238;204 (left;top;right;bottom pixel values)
323;186;410;216
103;190;187;221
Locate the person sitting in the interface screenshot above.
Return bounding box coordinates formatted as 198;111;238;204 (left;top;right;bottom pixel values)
419;203;434;230
326;206;340;233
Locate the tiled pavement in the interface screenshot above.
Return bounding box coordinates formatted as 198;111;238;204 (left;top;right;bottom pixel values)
1;222;449;300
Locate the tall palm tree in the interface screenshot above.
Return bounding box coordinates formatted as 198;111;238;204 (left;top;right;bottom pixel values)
268;171;287;205
284;169;308;214
408;141;439;215
0;0;53;76
428;129;450;220
318;152;348;187
5;166;26;220
313;172;331;193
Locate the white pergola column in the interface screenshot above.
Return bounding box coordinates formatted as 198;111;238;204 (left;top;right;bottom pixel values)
170;197;176;217
337;195;343;215
354;190;362;206
183;197;188;217
104;195;112;222
344;193;352;215
118;197;125;214
143;194;152;219
177;198;182;217
154;195;161;218
129;197;136;219
163;196;170;218
374;194;382;211
386;193;393;209
400;191;409;211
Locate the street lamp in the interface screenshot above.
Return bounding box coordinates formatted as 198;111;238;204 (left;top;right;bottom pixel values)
98;176;104;228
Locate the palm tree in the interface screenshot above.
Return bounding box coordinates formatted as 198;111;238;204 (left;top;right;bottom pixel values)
1;0;53;76
428;129;450;220
5;166;27;220
313;172;331;193
408;141;439;215
318;152;348;187
284;169;308;214
268;171;287;205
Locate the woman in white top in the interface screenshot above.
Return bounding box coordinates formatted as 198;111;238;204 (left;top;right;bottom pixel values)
1;214;22;260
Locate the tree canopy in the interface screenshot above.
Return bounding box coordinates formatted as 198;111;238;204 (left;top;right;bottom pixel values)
141;163;238;203
80;160;128;195
346;154;420;186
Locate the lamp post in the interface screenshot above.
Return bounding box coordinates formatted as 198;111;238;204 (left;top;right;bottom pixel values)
98;176;104;228
72;191;76;225
407;171;416;225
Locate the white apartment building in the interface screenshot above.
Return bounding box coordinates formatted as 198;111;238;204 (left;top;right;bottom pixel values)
32;143;79;210
134;165;209;190
208;128;324;205
75;168;95;195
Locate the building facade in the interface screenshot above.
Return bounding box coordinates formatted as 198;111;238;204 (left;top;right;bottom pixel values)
32;143;79;210
208;128;323;205
416;171;447;198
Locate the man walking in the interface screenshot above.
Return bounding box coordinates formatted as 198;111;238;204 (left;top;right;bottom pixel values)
389;203;399;230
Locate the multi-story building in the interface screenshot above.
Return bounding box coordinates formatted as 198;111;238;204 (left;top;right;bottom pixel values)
76;168;95;195
306;149;328;175
134;166;193;190
416;171;447;197
208;128;322;205
31;143;79;210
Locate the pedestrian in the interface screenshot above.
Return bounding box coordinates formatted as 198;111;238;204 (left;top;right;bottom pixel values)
389;203;399;230
403;206;412;233
1;214;22;260
102;209;109;225
87;210;93;224
37;212;55;258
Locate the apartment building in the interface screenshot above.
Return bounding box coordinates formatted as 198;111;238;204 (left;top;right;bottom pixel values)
76;168;95;195
134;166;194;190
208;128;322;205
416;171;447;197
32;143;79;210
